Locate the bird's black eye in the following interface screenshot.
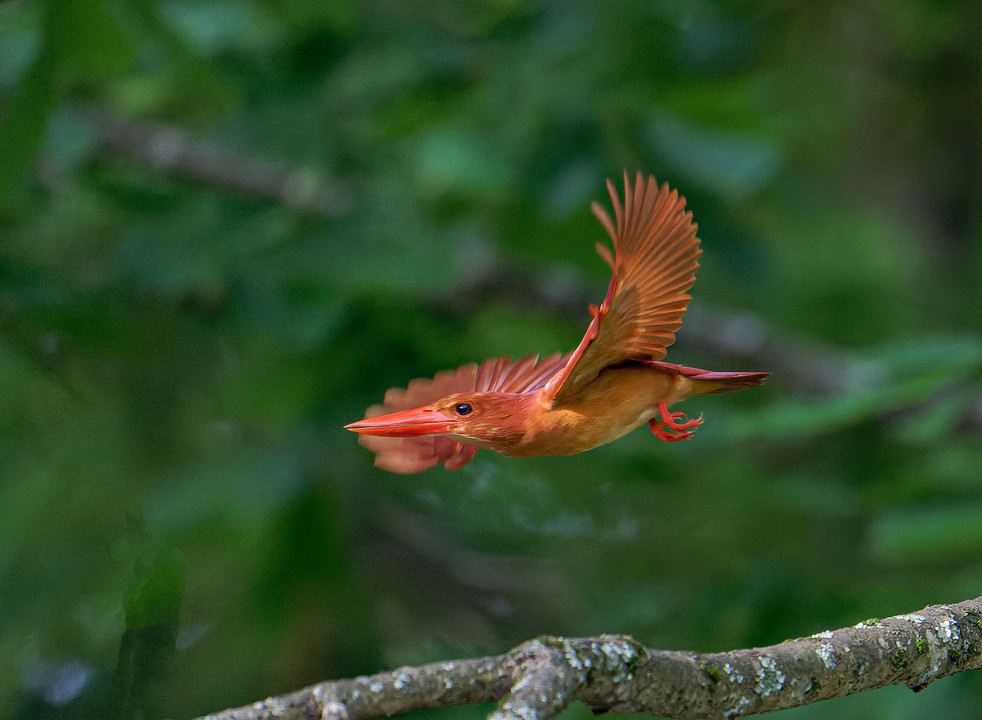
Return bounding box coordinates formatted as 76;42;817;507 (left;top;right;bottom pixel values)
454;403;473;416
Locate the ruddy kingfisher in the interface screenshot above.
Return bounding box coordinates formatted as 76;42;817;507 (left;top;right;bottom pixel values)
346;171;768;473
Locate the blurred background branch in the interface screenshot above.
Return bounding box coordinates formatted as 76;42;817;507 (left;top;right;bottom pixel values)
46;106;982;410
87;111;354;216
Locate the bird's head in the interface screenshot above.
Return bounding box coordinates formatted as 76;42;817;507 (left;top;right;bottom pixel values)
345;391;533;448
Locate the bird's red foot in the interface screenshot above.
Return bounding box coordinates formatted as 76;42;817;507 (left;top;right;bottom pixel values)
443;443;479;471
649;402;703;442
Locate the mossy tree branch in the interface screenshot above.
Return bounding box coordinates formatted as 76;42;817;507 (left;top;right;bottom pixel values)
188;596;982;720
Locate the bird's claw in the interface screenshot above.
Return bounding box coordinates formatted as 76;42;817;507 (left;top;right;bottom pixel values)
664;410;703;431
648;419;698;442
649;403;703;442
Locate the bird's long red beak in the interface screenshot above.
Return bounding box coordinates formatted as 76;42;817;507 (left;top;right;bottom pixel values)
344;407;453;437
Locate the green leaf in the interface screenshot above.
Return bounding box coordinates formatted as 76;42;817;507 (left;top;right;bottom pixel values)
0;43;58;199
0;0;135;200
48;0;137;80
124;549;188;631
646;113;782;199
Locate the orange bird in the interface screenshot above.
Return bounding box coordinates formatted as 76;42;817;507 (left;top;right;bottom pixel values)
346;171;768;473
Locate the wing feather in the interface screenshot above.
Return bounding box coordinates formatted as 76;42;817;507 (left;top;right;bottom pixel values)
542;171;701;405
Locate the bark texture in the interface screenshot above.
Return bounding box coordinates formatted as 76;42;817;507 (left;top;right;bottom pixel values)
188;596;982;720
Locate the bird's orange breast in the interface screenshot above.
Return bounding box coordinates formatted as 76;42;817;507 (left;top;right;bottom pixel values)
500;366;691;457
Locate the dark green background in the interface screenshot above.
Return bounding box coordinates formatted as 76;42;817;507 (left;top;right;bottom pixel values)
2;1;981;718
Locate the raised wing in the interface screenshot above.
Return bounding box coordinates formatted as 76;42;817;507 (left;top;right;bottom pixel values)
357;353;567;473
542;171;701;406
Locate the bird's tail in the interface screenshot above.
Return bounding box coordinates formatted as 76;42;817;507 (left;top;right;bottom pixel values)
691;370;770;394
648;361;770;395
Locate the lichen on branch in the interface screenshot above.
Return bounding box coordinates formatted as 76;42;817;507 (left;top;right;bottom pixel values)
188;597;982;720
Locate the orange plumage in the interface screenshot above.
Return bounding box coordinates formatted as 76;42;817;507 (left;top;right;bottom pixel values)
346;171;768;473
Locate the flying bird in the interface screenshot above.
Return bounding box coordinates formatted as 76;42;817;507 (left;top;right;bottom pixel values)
346;171;768;473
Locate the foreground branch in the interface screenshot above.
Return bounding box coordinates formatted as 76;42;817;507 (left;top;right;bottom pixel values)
191;596;981;720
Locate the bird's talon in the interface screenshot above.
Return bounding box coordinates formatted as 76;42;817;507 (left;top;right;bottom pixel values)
673;413;703;431
661;408;704;432
648;418;698;442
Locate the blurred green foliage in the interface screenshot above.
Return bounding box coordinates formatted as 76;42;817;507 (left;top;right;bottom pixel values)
1;1;981;719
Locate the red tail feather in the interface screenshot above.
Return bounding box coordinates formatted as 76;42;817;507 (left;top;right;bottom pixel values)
647;361;769;394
